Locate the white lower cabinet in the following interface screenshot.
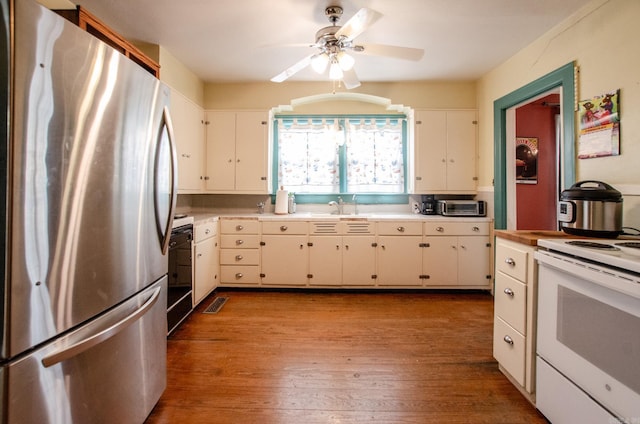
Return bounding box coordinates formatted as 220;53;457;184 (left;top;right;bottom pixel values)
493;236;536;403
216;216;492;291
423;222;492;288
342;236;377;286
260;221;309;286
376;222;423;286
193;220;219;305
308;235;342;286
308;233;377;287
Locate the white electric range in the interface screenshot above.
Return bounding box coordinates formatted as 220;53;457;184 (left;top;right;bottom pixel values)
535;237;640;424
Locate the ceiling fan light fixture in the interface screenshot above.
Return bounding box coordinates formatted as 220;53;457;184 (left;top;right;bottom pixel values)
311;53;329;73
337;52;355;71
329;61;343;80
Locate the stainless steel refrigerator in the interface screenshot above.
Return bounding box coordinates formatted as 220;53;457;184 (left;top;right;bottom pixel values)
0;0;177;422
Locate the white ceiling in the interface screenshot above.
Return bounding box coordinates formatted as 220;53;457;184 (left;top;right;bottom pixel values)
69;0;587;84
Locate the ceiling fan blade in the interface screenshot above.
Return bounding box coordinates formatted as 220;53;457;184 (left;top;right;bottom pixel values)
357;43;424;61
335;8;382;41
271;54;313;83
342;68;361;89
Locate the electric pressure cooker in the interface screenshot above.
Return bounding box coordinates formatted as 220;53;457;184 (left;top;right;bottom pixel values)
558;180;623;238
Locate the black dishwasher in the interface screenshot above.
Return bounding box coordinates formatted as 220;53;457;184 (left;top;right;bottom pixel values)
167;224;193;335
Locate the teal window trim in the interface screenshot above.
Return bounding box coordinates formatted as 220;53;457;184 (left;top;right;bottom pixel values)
493;62;576;229
272;114;408;204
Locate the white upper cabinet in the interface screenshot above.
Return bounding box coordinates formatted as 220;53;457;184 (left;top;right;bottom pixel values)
205;110;269;193
414;110;478;193
170;88;205;193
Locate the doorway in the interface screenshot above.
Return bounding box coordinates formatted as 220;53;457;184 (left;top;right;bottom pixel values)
493;62;576;230
511;92;560;230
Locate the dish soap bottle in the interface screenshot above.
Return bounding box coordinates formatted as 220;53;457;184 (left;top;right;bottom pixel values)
288;192;296;214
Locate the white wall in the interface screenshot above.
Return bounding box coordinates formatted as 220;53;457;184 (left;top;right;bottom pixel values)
477;0;640;229
159;47;205;107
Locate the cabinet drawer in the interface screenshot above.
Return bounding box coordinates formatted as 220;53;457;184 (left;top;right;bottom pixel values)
424;222;489;236
493;316;526;386
195;221;217;242
220;265;260;284
220;249;259;265
494;273;527;335
495;241;528;282
220;234;260;249
261;221;308;234
377;221;422;235
220;220;259;234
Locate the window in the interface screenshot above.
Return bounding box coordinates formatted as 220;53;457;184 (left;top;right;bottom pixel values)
273;115;407;203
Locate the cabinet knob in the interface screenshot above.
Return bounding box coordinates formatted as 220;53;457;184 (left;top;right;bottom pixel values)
236;239;244;245
337;245;341;250
503;335;514;345
205;229;211;234
397;226;405;232
228;159;233;163
472;226;480;232
504;257;515;266
436;226;444;232
236;225;244;231
504;287;515;297
280;225;288;232
197;253;202;258
235;255;243;261
235;273;243;279
237;159;240;163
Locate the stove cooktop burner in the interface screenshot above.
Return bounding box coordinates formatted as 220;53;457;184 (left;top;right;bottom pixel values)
566;240;621;251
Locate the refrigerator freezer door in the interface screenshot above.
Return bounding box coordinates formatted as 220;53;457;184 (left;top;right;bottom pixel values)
7;0;173;358
5;277;167;424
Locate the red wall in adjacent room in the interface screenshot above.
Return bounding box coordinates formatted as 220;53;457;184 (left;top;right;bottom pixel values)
515;94;559;230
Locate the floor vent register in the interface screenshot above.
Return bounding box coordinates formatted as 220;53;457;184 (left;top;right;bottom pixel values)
203;297;228;314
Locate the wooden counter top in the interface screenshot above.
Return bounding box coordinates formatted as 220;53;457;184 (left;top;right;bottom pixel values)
494;230;573;246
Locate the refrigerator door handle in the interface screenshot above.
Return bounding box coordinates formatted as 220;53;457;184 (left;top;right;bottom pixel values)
157;105;178;255
41;286;162;368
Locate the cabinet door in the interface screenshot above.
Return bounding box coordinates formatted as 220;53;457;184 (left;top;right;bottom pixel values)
343;236;376;286
171;89;204;192
377;236;422;286
309;236;342;286
205;111;236;191
235;111;268;192
193;236;218;305
457;236;491;287
415;110;447;192
446;110;477;192
423;236;458;286
261;235;308;286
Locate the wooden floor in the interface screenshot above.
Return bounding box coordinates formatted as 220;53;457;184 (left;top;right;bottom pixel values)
145;289;547;424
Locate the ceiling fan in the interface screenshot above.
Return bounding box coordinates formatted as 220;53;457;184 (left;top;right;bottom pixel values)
270;5;424;89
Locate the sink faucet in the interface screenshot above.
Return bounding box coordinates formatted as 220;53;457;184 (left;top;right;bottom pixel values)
352;194;358;215
329;197;344;214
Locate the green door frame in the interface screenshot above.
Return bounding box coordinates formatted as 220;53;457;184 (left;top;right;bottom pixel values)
493;62;577;230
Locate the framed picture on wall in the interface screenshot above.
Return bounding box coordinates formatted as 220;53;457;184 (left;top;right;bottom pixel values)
578;90;620;159
516;137;538;184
